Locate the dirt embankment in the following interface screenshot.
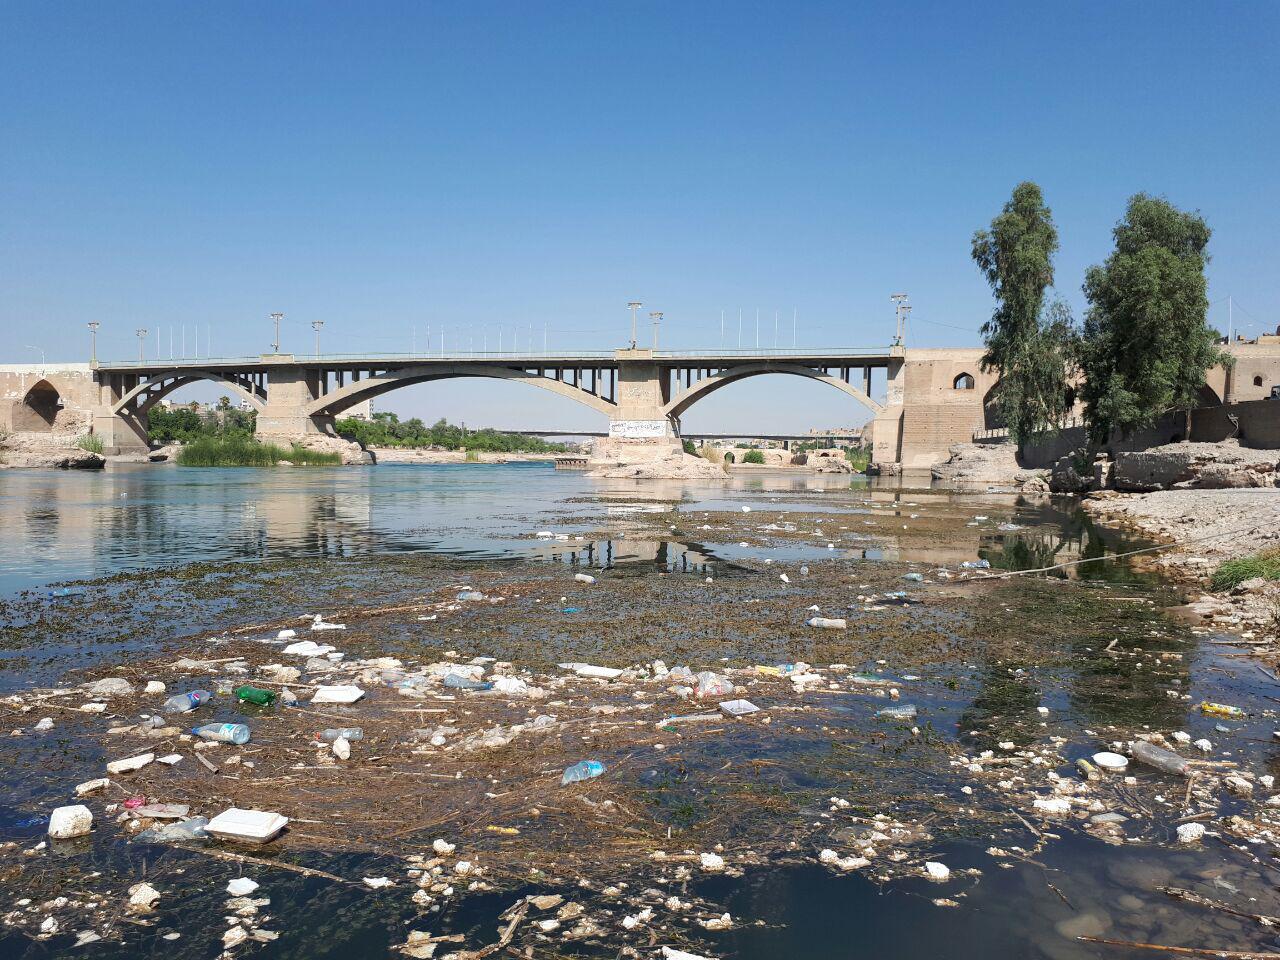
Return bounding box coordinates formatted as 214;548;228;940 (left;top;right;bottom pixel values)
1084;488;1280;637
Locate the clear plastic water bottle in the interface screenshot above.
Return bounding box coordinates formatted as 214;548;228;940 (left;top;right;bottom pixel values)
443;674;493;691
192;722;251;745
315;728;363;742
560;760;605;785
163;690;212;713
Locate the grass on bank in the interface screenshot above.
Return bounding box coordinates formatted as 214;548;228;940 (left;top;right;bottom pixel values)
1211;548;1280;591
176;436;342;467
76;434;105;454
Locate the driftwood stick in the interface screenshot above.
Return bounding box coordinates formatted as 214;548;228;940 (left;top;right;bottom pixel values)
1158;886;1280;926
1078;936;1280;958
179;844;352;884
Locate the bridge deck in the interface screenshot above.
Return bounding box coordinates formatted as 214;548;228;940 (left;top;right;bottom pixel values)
94;347;894;374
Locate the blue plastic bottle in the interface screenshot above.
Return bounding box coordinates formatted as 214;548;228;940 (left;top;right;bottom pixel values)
560;760;605;785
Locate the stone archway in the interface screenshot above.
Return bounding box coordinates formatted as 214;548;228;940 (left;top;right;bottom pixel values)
12;380;62;432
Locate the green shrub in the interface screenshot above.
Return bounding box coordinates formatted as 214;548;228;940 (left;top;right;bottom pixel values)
1211;549;1280;591
845;446;871;472
176;436;340;467
743;450;765;465
288;444;343;466
334;414;567;453
464;450;481;462
76;434;105;454
682;439;696;455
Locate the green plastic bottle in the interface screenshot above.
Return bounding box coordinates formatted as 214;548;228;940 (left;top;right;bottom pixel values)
234;685;276;706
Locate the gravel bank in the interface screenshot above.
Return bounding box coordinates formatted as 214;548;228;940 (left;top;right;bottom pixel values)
1084;488;1280;638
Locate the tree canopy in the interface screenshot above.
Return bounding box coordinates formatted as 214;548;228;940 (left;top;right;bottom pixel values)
334;413;568;453
1077;194;1227;445
971;182;1076;448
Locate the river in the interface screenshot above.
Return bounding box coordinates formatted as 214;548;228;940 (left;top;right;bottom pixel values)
1;462;1276;960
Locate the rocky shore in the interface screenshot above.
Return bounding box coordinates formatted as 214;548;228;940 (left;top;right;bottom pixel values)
0;432;103;470
1084;488;1280;638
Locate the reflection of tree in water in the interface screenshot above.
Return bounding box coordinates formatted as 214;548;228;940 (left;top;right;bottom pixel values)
981;510;1151;585
956;666;1043;749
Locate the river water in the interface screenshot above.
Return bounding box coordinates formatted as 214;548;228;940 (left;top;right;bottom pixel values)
1;462;1277;960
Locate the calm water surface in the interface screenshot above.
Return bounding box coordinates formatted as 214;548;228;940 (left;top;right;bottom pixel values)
4;462;1243;960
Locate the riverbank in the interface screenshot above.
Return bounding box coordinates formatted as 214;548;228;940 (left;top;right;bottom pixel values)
1084;488;1280;638
370;447;557;464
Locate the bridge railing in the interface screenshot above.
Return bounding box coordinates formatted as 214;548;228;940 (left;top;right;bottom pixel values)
93;351;620;369
94;346;896;370
654;347;891;359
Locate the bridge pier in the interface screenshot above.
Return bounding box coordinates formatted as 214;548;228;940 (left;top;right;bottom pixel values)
254;360;335;444
93;374;150;454
592;349;683;463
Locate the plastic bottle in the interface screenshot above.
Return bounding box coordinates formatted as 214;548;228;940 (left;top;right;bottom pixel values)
1199;701;1245;718
807;617;848;630
315;728;364;742
47;587;85;599
135;816;210;844
1130;740;1190;776
234;686;276;706
162;690;213;714
443;674;493;691
560;760;605;785
192;722;251;745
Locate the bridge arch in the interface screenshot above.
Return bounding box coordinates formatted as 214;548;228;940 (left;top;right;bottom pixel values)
13;379;63;431
304;364;617;420
111;371;268;416
662;362;883;422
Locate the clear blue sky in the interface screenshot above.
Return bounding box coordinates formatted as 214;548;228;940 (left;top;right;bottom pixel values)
2;1;1276;432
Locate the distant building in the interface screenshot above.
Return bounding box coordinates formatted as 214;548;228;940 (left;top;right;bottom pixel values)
345;398;374;421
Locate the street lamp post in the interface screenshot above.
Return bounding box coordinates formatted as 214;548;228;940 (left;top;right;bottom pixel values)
87;322;99;363
135;328;148;362
312;320;324;356
25;345;45;367
270;312;283;353
649;311;663;350
628;302;642;349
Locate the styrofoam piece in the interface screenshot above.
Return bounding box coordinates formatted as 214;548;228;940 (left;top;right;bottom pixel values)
310;685;365;705
107;753;155;775
206;807;289;844
48;805;93;839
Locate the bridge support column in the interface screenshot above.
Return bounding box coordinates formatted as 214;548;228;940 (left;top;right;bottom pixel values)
869;354;905;471
93;375;150;454
592;349;682;462
254;361;333;443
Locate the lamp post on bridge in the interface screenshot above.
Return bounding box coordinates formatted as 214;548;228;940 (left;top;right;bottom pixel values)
87;322;100;364
890;293;910;347
628;301;642;349
650;311;663;350
135;328;148;362
312;320;324;356
270;312;284;354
